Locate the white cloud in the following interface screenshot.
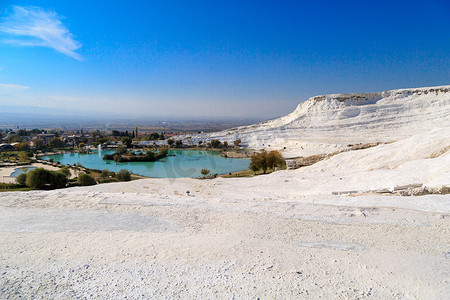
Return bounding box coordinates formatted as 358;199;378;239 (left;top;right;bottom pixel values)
0;83;30;90
0;6;82;60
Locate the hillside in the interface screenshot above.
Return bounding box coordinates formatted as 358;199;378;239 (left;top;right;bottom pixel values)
184;85;450;157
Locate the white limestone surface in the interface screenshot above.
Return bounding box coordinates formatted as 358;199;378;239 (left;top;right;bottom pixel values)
0;85;449;299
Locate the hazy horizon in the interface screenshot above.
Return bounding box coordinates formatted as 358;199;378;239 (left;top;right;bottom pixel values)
0;1;449;120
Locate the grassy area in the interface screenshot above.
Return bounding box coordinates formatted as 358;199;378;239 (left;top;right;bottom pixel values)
0;183;33;192
220;169;254;178
220;166;286;178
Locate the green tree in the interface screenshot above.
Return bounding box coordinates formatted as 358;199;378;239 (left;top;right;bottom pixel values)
250;161;259;174
25;168;68;189
149;132;160;140
116;146;127;155
33;138;45;150
200;168;210;177
159;147;169;156
122;137;132;148
145;150;156;160
167;139;175;147
59;167;71;178
52;172;69;188
16;173;27;185
249;150;268;174
116;169;131;181
26;168;50;189
78;173;97;186
249;150;284;174
267;150;284;170
233;139;241;147
15;142;29;151
175;140;183;147
8;134;23;143
49;137;64;148
18;129;29;136
210;139;222;148
100;169;109;178
98;137;109;144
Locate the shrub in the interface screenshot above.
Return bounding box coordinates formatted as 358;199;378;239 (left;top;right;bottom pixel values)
249;150;284;174
19;152;30;162
200;168;210;176
100;169;109;178
122;137;132;148
26;168;51;189
113;154;126;162
59;167;71;178
210;139;222;148
25;168;68;189
52;172;69;188
15;142;29;151
97;177;119;184
116;169;131;181
116;146;127;155
159;148;169;156
145;151;156;160
49;137;64;148
77;173;97;186
16;173;27;185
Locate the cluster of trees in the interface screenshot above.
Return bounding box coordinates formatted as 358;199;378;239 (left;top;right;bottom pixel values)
103;147;169;162
111;130;134;138
98;169;131;182
197;139;241;149
17;129;43;136
249;150;284;174
16;165;134;189
167;139;183;148
147;132;165;140
16;167;70;189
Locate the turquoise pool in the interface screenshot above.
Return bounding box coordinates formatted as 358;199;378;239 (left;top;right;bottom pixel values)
41;149;250;178
10;166;37;177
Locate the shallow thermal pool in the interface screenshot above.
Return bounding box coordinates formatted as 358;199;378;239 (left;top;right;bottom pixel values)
10;167;37;177
41;149;250;178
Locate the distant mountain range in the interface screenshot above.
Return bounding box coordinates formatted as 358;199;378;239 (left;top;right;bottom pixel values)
0;104;265;131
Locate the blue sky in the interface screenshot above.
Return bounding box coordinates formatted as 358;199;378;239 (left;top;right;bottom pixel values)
0;0;449;119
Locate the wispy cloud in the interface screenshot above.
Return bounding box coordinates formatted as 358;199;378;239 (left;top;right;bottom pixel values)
0;6;82;60
0;83;30;90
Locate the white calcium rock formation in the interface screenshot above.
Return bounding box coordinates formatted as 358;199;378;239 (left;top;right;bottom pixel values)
183;85;450;157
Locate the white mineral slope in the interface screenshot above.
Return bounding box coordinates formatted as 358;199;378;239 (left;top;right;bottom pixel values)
184;85;450;157
0;126;449;299
1;86;450;299
83;126;450;213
